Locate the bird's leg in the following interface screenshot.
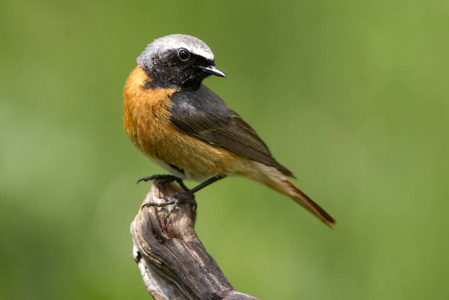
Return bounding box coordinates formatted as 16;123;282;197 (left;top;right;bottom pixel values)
139;174;196;219
181;175;226;197
141;175;226;222
137;174;190;192
142;192;197;222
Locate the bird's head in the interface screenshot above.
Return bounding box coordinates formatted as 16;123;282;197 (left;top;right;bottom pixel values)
137;34;226;90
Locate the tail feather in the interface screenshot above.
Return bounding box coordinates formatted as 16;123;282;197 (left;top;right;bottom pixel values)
243;162;336;227
284;180;336;228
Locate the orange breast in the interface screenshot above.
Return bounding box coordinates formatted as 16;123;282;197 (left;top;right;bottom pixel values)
123;66;245;181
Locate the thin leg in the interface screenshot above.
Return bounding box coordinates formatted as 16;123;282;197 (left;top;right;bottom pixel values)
141;175;227;222
182;175;226;197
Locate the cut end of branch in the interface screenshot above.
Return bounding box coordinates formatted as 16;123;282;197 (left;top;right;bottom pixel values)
130;180;259;300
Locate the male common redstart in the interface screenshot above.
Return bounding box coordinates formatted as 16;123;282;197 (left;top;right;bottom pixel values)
123;34;335;227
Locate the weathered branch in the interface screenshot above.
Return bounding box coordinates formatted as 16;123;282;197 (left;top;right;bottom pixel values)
130;179;259;300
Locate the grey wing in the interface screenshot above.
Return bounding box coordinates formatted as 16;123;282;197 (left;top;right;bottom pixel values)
168;85;294;177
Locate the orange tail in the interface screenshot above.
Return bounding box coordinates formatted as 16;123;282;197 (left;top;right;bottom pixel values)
284;180;336;228
242;163;336;227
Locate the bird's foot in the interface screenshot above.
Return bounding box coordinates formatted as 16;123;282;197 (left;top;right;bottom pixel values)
137;174;190;192
141;191;197;222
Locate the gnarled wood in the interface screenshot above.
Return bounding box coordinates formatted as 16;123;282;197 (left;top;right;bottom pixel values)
130;179;259;300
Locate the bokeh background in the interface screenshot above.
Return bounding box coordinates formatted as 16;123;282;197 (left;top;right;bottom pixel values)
1;0;449;299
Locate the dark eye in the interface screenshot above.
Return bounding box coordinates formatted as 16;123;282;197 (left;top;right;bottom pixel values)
178;48;190;61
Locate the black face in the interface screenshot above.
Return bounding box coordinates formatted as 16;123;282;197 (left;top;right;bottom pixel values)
145;48;215;90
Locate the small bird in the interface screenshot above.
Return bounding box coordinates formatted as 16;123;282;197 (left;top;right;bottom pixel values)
123;34;335;227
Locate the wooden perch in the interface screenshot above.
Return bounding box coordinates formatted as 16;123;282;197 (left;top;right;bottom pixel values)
130;179;260;300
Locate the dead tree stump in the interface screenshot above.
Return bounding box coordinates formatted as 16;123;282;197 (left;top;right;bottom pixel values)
130;179;259;300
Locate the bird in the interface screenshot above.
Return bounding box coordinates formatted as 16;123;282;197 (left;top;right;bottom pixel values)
123;34;335;227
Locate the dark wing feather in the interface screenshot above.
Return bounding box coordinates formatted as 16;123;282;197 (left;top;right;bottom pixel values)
168;85;294;177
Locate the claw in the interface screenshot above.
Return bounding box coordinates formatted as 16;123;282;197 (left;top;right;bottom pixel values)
141;192;197;221
137;175;225;221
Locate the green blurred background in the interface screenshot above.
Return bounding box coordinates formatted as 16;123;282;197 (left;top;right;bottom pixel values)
1;0;448;299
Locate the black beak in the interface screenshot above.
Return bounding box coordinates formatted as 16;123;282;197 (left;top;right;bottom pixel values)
198;65;226;78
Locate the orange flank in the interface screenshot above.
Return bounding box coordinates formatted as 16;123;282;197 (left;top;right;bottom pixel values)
123;66;246;181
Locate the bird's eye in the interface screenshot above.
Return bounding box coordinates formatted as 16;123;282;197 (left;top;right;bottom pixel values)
178;48;190;61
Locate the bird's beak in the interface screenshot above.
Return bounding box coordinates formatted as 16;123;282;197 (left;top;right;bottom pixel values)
199;65;226;78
